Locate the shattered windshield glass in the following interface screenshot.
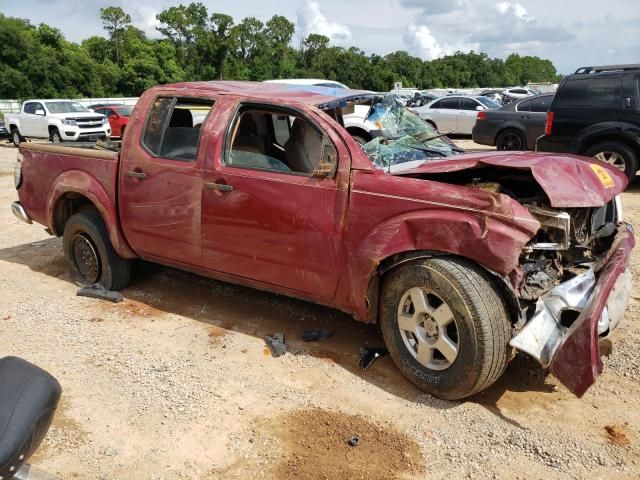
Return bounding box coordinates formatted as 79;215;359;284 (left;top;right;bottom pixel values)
361;97;459;169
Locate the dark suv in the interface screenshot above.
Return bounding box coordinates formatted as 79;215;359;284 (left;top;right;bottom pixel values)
536;64;640;181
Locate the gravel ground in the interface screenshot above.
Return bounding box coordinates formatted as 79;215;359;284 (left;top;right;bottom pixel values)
0;139;639;479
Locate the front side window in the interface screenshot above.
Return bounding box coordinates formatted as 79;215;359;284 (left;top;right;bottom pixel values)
476;97;501;109
142;97;214;161
557;77;621;108
45;101;88;114
226;106;336;176
24;103;36;114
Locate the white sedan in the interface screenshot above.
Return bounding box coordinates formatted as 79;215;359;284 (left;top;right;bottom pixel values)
412;95;502;134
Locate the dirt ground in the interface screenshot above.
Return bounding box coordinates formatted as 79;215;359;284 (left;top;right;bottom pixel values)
0;139;639;480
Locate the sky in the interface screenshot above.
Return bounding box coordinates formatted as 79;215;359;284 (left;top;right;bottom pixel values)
1;0;638;74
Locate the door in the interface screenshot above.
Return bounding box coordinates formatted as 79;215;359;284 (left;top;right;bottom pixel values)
458;98;483;134
427;97;460;132
517;96;553;148
119;96;215;265
201;103;348;299
21;102;45;137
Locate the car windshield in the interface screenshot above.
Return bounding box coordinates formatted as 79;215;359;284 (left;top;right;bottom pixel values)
118;106;133;117
45;101;89;114
361;97;459;169
476;97;502;109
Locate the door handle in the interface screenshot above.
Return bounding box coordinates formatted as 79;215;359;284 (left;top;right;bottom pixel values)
125;170;147;180
204;181;233;192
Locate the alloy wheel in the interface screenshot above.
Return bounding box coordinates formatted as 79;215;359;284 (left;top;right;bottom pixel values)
594;151;625;171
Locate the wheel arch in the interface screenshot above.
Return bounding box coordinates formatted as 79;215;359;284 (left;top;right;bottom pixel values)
577;133;640;159
47;171;136;259
333;208;537;324
494;125;528;148
368;250;522;327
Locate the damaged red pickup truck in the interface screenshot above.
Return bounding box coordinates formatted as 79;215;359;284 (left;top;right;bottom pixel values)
12;82;635;400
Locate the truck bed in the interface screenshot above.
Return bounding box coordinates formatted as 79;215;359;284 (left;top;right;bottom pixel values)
18;142;119;230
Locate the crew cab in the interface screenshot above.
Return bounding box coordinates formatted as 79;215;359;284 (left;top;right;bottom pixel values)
11;82;634;400
6;100;111;146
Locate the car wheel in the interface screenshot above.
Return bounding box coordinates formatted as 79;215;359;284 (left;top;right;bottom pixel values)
496;129;526;151
50;128;62;144
379;257;512;400
584;141;638;183
63;210;131;290
11;128;22;147
352;135;370;145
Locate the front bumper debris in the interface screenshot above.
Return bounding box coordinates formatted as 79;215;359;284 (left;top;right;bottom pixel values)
510;223;635;397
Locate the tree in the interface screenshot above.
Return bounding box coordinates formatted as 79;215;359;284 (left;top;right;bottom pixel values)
156;2;207;67
100;7;131;65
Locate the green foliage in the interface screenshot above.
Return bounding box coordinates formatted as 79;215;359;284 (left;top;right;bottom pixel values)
0;6;561;100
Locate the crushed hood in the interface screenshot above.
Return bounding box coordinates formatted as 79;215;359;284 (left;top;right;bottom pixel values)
391;151;627;208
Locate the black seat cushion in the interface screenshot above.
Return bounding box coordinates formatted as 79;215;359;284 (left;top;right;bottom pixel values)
0;357;61;478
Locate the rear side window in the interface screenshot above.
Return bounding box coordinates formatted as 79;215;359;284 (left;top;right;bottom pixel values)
556;77;621;108
460;98;480;111
519;96;553;113
433;98;460;109
142;97;214;161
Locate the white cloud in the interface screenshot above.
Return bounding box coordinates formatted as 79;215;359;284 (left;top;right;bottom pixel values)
404;25;443;60
132;6;161;38
496;2;533;22
296;0;353;47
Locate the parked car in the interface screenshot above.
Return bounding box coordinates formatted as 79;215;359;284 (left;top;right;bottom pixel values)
6;100;111;146
406;93;439;108
93;105;133;138
503;87;537;99
0;120;9;140
12;81;633;400
472;94;555;150
87;103;125;111
537;64;640;182
412;95;502;134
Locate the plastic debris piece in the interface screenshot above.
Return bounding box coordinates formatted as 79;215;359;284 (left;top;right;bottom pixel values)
358;347;388;371
76;284;123;303
264;332;287;357
301;328;332;342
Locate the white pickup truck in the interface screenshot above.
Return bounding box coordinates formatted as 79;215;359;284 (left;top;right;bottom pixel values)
6;100;111;146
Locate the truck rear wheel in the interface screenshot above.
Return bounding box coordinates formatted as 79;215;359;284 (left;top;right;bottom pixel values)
63;210;131;290
11;128;22;148
379;257;512;400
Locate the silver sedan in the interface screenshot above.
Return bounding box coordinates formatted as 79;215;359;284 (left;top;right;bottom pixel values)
412;95;502;134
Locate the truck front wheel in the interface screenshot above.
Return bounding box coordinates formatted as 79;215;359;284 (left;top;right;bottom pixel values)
379;257;512;400
63;210;131;290
50;128;62;144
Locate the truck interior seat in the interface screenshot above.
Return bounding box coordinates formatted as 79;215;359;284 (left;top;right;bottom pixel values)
284;119;323;174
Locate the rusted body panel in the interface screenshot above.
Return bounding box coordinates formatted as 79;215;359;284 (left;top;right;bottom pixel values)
550;224;635;396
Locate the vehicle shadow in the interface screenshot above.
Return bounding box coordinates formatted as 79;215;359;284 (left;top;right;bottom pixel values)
0;237;556;421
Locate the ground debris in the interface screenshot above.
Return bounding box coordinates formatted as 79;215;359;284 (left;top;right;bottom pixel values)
76;284;123;303
301;328;332;342
264;332;287;357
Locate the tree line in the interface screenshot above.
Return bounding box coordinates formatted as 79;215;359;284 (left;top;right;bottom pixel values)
0;4;561;100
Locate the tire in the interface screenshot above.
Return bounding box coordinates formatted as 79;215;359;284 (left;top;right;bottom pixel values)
11;128;22;148
63;210;131;290
379;257;512;400
50;128;62;144
352;135;369;145
496;129;526;151
584;141;638;183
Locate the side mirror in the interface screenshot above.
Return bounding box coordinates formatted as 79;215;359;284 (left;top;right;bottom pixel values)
35;109;45;116
475;105;485;111
88;109;95;113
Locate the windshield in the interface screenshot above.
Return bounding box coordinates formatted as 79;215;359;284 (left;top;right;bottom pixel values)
118;106;133;117
361;97;459;169
45;101;89;114
476;97;502;109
